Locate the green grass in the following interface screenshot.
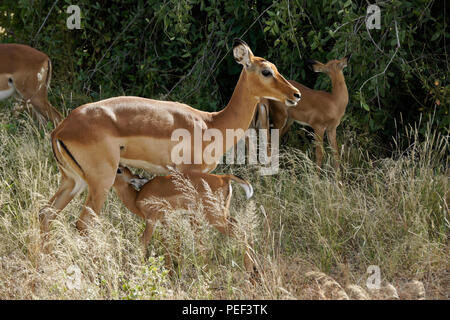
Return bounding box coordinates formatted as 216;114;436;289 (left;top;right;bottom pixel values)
0;101;448;299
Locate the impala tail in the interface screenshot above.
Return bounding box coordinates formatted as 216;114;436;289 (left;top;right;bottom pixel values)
45;58;52;91
228;175;253;199
51;132;86;197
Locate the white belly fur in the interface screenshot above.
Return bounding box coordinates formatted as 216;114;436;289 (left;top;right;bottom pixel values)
0;87;15;100
294;120;311;128
120;158;169;174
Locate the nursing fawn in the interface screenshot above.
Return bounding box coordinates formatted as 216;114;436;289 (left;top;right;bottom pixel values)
113;166;255;272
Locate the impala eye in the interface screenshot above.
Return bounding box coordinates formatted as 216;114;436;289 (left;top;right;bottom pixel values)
117;168;122;174
262;69;272;77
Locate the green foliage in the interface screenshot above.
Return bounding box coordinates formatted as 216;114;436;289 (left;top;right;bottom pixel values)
120;256;169;300
0;0;448;148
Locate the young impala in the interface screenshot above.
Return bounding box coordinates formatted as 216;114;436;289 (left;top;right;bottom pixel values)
259;55;351;169
113;165;254;271
40;39;300;235
0;43;63;125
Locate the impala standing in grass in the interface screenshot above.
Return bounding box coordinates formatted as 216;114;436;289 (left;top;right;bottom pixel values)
40;39;300;236
113;165;254;271
258;55;351;169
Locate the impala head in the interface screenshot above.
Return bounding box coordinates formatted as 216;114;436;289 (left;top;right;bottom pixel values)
115;165;149;189
306;54;352;74
233;39;301;107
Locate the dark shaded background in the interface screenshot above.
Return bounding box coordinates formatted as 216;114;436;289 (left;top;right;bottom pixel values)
0;0;448;154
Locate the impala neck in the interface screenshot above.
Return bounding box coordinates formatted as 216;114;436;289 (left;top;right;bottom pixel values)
330;71;348;106
114;184;142;218
211;70;259;140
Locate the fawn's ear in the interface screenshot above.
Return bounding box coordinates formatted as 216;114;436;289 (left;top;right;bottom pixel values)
306;58;326;73
233;39;254;68
338;54;352;69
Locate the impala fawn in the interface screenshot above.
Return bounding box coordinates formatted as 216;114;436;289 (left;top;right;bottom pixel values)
257;55;351;169
113;166;255;272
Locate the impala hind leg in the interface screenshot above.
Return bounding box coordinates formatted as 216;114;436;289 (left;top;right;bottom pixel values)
40;169;80;234
40;170;84;252
157;218;182;275
206;192;256;274
140;216;178;274
11;62;62;125
225;215;256;275
76;167;116;233
142;216;159;252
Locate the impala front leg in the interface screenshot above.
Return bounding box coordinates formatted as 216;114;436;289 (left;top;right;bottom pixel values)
313;126;326;168
280;118;294;140
327;125;340;170
271;102;288;131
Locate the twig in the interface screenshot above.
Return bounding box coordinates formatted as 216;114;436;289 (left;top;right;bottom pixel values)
163;23;216;100
365;22;388;56
286;0;302;60
200;2;277;82
333;15;366;34
444;0;449;71
168;2;278;101
85;1;154;90
32;0;59;44
359;20;400;95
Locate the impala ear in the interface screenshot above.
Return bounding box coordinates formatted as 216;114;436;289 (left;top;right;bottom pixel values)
306;58;325;73
233;38;254;68
338;54;351;69
305;58;317;71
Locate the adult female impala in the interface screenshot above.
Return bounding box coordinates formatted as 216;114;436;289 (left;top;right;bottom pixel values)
113;165;254;271
260;55;351;169
40;39;300;234
0;44;63;125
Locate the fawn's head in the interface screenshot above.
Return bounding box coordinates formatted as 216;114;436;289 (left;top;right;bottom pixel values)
306;54;352;75
115;165;149;189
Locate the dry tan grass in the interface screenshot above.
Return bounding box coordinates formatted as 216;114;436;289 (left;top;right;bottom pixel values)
0;107;448;299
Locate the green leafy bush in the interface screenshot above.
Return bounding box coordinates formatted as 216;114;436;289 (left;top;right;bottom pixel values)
0;0;448;151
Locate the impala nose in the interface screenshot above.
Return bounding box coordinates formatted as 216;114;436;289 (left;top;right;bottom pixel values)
285;89;301;107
